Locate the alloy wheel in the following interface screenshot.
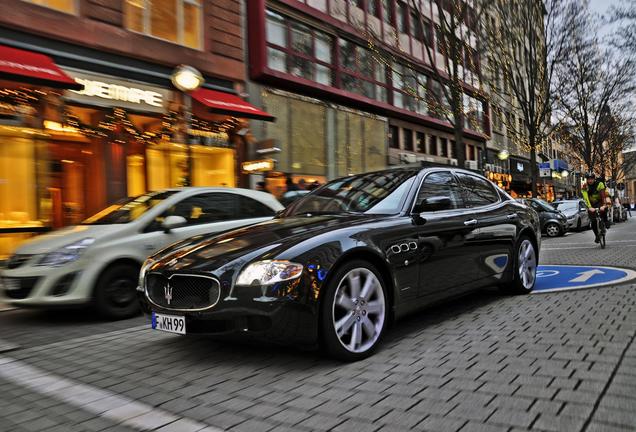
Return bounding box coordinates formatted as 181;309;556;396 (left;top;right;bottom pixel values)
518;239;537;290
546;223;560;237
332;268;385;354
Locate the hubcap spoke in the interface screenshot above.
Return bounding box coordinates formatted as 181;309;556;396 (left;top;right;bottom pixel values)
336;292;355;310
366;301;383;314
335;313;356;337
348;273;361;298
349;321;362;351
359;276;375;301
361;317;375;338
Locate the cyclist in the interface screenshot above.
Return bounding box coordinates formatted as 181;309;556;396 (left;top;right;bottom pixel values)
581;172;608;243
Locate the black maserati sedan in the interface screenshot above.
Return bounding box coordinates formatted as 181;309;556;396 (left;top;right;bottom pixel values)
138;167;541;361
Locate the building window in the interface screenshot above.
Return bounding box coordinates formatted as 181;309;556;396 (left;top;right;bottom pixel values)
440;138;448;157
389;125;400;149
125;0;202;49
339;39;388;102
22;0;76;14
397;2;409;33
266;10;335;86
410;12;432;46
403;129;414;151
382;0;395;25
367;0;381;18
429;135;438;156
416;132;425;153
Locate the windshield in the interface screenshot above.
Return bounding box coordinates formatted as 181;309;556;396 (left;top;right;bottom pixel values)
534;199;556;212
553;201;577;211
284;170;417;216
82;191;177;225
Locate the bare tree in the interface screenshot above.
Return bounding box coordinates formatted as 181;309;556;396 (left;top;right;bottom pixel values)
481;0;582;197
608;0;636;52
605;116;636;189
362;0;490;168
553;5;635;175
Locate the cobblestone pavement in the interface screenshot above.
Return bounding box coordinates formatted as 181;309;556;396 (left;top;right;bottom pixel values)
1;218;635;432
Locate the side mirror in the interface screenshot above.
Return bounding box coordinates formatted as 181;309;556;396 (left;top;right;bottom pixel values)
162;215;187;233
414;196;452;213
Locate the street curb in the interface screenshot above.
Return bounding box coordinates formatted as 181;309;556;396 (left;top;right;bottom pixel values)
0;338;19;353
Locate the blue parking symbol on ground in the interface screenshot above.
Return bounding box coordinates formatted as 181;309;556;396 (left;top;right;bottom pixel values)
534;265;636;293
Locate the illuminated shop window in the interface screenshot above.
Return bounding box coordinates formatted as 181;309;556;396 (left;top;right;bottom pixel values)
125;0;202;50
22;0;77;14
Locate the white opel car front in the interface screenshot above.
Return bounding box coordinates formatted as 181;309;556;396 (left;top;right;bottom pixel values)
0;187;283;319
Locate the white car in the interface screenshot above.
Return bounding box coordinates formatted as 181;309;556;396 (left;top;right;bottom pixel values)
0;188;283;319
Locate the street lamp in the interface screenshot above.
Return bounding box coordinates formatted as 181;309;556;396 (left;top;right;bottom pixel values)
561;169;569;178
171;65;203;186
497;149;510;160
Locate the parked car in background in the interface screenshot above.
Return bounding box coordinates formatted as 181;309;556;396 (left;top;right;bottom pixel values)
516;198;567;237
552;199;591;231
1;188;283;319
139;167;541;361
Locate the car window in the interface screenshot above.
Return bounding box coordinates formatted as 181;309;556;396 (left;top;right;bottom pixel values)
82;191;178;225
415;171;463;210
456;173;499;207
164;193;238;225
236;195;276;218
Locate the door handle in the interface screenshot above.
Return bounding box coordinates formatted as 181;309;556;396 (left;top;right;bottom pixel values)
506;213;518;220
464;219;478;226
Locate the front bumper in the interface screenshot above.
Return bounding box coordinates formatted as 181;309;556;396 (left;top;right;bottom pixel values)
138;279;320;346
0;258;99;307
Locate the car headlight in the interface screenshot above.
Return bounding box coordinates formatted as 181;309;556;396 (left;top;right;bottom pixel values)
236;260;303;286
36;238;95;267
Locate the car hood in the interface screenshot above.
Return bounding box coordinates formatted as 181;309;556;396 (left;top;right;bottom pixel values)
151;214;379;273
12;224;124;255
558;208;578;217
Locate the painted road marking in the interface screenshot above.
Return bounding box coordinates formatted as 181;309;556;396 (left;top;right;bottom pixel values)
0;355;222;432
533;265;636;293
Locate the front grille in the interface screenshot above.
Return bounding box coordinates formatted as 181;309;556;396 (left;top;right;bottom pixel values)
7;254;34;269
146;273;221;310
3;277;40;299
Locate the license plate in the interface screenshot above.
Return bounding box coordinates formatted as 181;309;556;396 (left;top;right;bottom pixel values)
152;312;186;335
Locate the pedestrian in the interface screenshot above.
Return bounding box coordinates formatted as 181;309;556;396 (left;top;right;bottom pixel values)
625;199;632;218
285;174;298;192
298;178;307;190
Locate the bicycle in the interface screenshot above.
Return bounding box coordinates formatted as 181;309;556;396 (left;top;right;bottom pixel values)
590;208;607;249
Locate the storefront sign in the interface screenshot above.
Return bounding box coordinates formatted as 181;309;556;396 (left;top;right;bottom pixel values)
539;167;552;177
242;159;275;173
63;69;170;113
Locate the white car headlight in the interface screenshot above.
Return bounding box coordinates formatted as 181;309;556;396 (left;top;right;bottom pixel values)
36;238;95;267
236;260;303;286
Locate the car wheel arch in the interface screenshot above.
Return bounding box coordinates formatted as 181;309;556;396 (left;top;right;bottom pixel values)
91;257;143;297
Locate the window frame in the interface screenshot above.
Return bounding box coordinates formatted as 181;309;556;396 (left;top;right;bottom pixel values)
125;0;203;51
455;172;501;209
266;10;336;87
411;169;467;214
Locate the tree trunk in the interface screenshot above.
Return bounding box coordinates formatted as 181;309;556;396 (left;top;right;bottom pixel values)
454;125;465;168
530;145;538;198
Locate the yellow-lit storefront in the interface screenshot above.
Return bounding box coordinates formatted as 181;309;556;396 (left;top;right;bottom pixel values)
0;63;243;257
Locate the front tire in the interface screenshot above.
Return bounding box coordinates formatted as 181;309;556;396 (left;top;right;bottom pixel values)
503;236;537;295
576;217;582;231
545;222;561;237
320;260;388;362
93;263;140;320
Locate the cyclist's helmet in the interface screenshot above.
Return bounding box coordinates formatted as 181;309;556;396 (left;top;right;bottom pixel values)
584;172;596;179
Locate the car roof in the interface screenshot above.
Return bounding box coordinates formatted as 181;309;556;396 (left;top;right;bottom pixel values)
153;187;284;210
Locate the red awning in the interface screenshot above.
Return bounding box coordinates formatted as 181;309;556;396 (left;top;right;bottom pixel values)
0;44;82;90
192;88;274;121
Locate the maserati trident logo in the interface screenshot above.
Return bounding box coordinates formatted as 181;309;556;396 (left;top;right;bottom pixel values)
164;284;173;305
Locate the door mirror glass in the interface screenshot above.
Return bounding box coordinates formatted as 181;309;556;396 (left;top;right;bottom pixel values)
416;196;452;212
162;215;187;232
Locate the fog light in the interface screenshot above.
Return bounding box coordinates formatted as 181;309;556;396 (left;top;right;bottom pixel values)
49;272;79;297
